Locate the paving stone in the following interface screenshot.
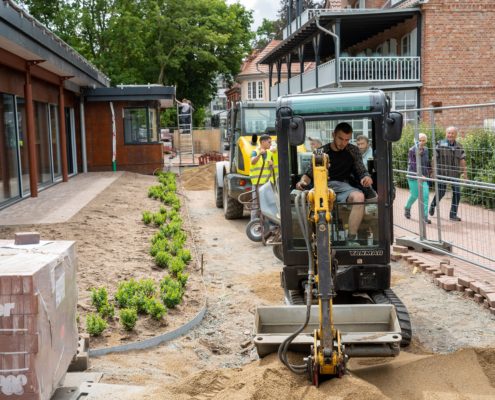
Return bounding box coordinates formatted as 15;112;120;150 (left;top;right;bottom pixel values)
393;245;408;254
483;299;491;309
456;284;465;292
469;281;484;294
440;263;454;276
479;286;495;298
14;231;40;245
485;293;495;308
474;293;484;303
390;252;402;262
458;276;475;287
465;288;475;297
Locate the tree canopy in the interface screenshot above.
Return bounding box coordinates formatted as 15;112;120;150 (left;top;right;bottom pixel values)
19;0;253;109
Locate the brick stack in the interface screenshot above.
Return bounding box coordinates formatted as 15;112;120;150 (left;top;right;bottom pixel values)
0;240;78;400
391;245;495;316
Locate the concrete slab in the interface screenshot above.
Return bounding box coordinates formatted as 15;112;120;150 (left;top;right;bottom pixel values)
0;172;122;225
52;382;148;400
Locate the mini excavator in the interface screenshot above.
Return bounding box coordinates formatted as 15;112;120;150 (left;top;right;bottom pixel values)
254;90;411;385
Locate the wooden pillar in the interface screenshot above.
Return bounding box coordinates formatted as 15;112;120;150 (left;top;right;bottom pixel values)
276;60;282;98
58;78;71;182
298;45;305;92
268;64;273;101
24;61;43;197
286;54;292;93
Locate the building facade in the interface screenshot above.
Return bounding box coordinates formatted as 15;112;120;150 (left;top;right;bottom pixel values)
0;1;174;209
260;0;495;130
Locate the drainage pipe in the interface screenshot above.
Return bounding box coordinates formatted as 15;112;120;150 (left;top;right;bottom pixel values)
315;16;341;88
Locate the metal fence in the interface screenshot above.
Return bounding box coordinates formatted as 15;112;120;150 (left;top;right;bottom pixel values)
392;102;495;272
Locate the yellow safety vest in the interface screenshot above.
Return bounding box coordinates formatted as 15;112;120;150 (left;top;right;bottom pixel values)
271;150;279;178
250;150;274;185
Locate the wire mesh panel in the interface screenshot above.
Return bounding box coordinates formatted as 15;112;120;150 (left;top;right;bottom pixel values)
392;102;495;270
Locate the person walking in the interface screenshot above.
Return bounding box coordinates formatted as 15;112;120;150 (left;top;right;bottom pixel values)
404;133;432;223
429;126;467;221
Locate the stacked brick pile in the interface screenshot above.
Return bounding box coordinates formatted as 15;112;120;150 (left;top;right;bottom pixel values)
391;245;495;316
0;238;78;400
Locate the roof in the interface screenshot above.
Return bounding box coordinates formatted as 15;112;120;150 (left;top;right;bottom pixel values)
237;40;314;79
84;85;176;108
0;0;110;90
258;8;420;65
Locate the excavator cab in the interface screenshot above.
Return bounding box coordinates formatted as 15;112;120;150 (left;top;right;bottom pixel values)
254;90;410;382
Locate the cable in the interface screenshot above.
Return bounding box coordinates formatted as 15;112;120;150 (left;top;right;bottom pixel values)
277;191;315;374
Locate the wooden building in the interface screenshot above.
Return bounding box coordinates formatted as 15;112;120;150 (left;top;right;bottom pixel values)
0;1;174;209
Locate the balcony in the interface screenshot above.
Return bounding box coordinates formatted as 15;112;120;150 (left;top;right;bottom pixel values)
270;56;420;99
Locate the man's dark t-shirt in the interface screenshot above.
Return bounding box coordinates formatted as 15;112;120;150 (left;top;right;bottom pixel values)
304;143;368;182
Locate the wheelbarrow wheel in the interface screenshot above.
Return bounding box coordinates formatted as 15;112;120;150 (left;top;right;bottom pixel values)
246;218;263;242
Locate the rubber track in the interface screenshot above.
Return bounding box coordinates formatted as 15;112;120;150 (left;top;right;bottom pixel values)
371;289;412;347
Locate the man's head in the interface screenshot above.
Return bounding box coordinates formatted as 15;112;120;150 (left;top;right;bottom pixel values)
332;122;353;151
259;134;272;150
356;135;369;154
446;126;458;143
418;132;427;147
308;137;323;151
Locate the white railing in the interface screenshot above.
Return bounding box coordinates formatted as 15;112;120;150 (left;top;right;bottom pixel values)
339;56;420;82
279;80;289;96
302;68;316;92
270;85;278;101
289;75;301;94
318;59;336;87
269;56;421;96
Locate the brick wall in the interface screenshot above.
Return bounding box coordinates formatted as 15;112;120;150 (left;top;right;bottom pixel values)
421;0;495;128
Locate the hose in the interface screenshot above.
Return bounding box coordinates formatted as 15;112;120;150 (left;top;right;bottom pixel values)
277;190;315;374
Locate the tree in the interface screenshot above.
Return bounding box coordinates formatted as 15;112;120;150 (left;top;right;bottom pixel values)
277;0;324;26
20;0;253;110
252;18;284;50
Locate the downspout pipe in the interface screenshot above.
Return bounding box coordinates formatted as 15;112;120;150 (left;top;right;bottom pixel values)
80;99;88;173
315;16;341;88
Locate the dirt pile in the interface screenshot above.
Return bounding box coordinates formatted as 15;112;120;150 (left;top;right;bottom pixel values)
143;349;495;399
181;163;216;190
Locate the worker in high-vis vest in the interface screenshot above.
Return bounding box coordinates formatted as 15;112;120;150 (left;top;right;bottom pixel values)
250;134;274;221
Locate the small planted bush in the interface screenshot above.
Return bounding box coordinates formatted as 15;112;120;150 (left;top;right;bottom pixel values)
115;279;140;309
86;313;107;336
160;276;184;308
120;308;138;331
153;212;166;227
177;272;189;288
99;302;115;319
145;297;167;320
142;211;153;225
148;185;163;199
90;287;109;312
169;256;185;276
177;248;192;264
155;251;173;269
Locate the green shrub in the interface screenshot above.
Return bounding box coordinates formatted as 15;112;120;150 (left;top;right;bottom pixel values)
86;313;107;336
90;287;109;312
138;278;156;297
115;279;140;308
145;297;167;320
153;212;166;227
169;256;185;275
148;185;163;199
177;248;192;264
159;206;167;215
99;302;115;319
120;308;138;331
177;272;189;288
142;211;153;225
160;276;184;308
155;251;173;268
150;231;165;244
150;239;169;257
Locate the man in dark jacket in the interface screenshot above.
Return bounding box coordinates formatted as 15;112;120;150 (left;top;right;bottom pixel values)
429;126;467;221
296;122;374;242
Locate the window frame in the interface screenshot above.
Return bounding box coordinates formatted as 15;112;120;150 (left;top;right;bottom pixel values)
123;106;159;145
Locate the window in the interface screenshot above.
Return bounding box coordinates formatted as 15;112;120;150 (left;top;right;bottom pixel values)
124;107;159;144
401;29;417;56
386;89;418;126
247;81;264;100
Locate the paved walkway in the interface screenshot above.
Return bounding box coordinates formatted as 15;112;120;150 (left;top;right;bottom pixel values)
0;172;122;225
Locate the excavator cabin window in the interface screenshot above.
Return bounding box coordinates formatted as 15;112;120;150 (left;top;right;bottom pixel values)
289;117;380;249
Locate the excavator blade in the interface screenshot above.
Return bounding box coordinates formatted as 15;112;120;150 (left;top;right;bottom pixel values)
254;304;401;358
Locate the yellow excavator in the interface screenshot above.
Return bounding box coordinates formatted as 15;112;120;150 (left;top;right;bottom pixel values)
254;90;409;385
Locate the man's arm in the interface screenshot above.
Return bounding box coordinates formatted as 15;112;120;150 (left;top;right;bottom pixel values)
296;174;311;190
251;149;263;165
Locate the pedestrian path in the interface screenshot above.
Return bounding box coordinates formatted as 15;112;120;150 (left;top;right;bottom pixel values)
0;172;122;225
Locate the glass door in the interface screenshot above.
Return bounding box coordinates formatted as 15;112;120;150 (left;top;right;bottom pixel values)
0;94;20;206
16;97;30;196
49;104;62;181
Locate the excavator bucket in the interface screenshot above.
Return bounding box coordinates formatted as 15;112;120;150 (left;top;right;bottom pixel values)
254;304;401;358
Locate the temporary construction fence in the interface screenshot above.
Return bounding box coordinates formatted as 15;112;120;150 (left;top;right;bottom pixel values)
166;128;223;166
392;102;495;272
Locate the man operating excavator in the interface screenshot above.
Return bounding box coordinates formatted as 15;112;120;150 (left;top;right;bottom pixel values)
295;122;375;244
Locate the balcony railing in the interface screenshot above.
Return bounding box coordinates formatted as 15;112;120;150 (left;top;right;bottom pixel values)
269;56;420;99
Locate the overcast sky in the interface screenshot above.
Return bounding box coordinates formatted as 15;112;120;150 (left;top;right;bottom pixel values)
226;0;280;31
